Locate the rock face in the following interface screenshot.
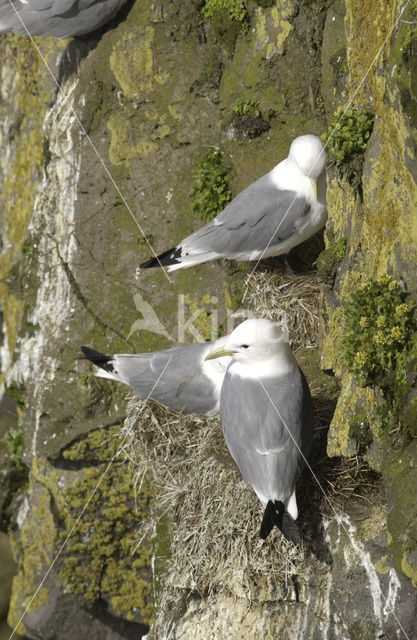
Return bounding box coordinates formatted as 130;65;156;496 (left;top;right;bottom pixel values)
0;1;416;639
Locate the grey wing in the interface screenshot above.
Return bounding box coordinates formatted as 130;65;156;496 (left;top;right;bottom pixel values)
181;174;310;256
0;0;123;36
114;341;223;415
220;367;313;503
24;0;75;11
24;0;112;12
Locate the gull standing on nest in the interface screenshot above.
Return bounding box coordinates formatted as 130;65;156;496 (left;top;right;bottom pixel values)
141;135;326;272
205;318;313;543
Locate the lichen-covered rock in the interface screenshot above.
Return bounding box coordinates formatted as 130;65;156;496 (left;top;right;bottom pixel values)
8;426;153;638
320;0;417;597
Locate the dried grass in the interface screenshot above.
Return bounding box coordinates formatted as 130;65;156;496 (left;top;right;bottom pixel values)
244;268;321;351
122;398;305;626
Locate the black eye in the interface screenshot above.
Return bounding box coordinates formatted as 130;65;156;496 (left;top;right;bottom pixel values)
241;344;249;349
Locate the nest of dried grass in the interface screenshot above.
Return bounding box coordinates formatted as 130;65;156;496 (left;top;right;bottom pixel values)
244;268;321;351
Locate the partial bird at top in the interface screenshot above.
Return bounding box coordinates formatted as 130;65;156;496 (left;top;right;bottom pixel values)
141;134;327;272
0;0;126;38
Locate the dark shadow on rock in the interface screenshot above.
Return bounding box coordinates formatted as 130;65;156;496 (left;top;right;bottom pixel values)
89;599;149;639
298;393;382;565
297;400;336;566
259;231;325;276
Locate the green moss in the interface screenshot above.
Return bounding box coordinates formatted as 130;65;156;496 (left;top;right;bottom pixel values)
2;419;27;471
201;0;249;34
321;107;375;162
230;98;270;138
347;412;373;449
398;0;417;53
232;99;261;117
316;95;325;114
340;276;417;436
326;373;377;458
4;383;26;411
190;147;232;223
402;395;417;439
316;231;347;285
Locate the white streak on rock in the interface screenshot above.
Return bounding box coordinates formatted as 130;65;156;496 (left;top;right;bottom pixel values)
4;78;82;456
383;568;401;619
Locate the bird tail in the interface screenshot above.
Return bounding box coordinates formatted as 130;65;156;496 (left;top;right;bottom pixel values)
259;500;300;544
81;346;119;380
140;246;182;269
140;245;220;271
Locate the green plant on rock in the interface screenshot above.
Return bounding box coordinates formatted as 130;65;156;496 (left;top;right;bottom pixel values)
316;231;347;285
201;0;249;33
400;0;417;52
321;108;375;163
232;99;261;117
191;147;232;223
231;98;269;138
3;419;27;471
341;276;417;435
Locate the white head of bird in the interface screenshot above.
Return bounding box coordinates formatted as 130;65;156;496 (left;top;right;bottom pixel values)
288;134;326;181
205;318;295;372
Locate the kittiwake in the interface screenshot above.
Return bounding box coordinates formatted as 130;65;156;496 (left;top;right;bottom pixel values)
0;0;126;38
141;134;326;272
81;336;231;416
205;318;313;543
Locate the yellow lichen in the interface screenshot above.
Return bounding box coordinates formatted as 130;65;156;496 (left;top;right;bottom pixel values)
58;427;155;623
255;0;293;60
107;117;158;165
8;460;56;633
0;36;64;368
374;555;390;575
9;428;155;629
322;0;417;459
401;551;417;588
327;373;377;457
110;26;156;99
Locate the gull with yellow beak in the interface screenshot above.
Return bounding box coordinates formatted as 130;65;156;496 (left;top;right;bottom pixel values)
141;135;326;271
206;318;313;544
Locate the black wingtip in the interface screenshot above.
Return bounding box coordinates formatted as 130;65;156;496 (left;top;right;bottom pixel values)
140;246;182;269
260;500;299;544
81;346;115;374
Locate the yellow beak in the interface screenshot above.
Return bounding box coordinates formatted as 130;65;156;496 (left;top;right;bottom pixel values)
205;346;235;361
312;181;318;200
